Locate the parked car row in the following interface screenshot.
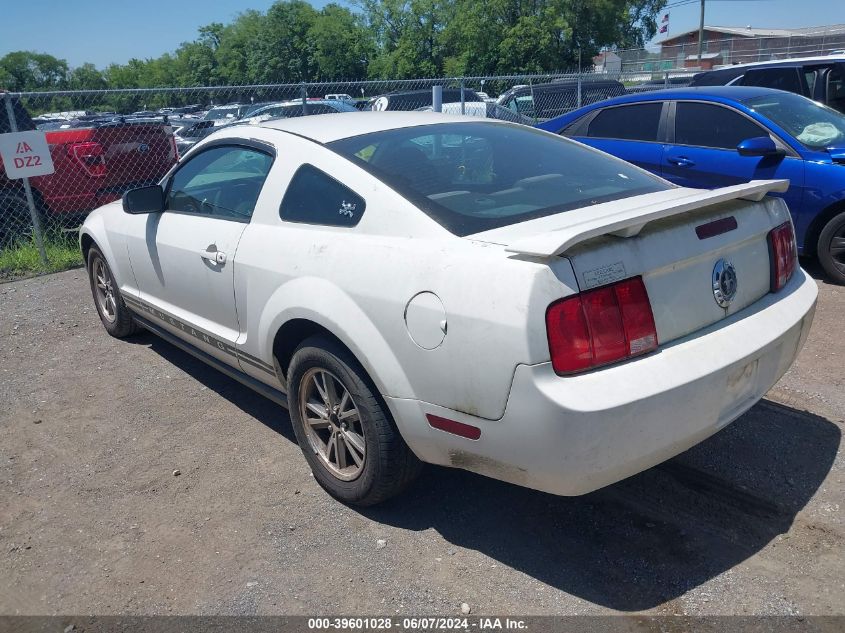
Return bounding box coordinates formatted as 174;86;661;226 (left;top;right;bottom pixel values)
6;61;845;286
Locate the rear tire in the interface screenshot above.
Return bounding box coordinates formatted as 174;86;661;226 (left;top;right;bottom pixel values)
817;211;845;285
287;335;421;506
87;246;138;338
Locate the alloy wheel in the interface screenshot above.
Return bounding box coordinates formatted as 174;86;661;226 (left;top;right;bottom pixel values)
298;368;366;481
93;257;117;323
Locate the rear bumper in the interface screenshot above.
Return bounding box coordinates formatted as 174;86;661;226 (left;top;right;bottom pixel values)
387;268;818;496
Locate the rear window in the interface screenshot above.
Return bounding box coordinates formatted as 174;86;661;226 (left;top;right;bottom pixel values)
327;122;669;236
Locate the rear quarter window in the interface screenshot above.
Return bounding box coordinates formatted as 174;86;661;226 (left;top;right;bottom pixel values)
280;164;365;227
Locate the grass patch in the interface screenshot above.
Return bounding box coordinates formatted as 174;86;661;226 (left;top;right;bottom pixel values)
0;232;84;280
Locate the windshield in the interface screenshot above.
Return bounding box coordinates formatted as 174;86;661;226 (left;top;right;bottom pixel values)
205;107;241;121
744;92;845;149
327;122;669;236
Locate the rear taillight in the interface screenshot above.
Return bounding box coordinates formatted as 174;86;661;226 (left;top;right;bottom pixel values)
69;142;107;177
768;221;797;292
546;276;658;375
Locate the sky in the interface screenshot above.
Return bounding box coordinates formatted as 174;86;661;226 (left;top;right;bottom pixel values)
0;0;844;69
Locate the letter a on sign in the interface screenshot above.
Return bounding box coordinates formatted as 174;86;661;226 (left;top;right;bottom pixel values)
0;130;56;179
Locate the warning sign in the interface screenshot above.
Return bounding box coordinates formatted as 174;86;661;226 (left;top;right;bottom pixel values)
0;130;55;179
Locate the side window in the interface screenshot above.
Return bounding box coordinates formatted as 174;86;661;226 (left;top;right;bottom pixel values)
166;145;274;221
306;104;338;115
741;68;806;96
674;103;766;149
827;66;845;114
280;164;365;227
508;95;535;118
586;103;663;141
805;70;818;96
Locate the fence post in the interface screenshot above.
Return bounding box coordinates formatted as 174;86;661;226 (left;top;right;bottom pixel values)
528;78;537;125
300;83;308;115
432;85;442;113
577;73;582;109
3;94;47;266
459;78;465;115
664;71;669;88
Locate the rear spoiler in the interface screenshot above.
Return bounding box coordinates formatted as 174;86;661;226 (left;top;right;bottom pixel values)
504;179;789;257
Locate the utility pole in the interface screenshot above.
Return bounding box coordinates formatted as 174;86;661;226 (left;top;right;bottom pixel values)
697;0;706;66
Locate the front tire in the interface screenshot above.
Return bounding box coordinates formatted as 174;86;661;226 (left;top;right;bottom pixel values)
87;246;138;338
817;211;845;284
287;335;421;505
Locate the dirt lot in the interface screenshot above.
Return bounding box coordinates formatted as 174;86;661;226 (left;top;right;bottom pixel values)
1;263;843;617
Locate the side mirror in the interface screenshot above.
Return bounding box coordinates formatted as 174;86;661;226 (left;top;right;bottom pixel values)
827;146;845;164
737;136;785;157
123;184;164;214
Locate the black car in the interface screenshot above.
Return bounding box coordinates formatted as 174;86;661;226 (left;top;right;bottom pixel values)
367;88;483;111
626;76;694;93
690;57;845;114
496;80;626;120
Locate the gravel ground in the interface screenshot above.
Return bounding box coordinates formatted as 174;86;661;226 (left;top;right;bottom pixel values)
0;263;843;617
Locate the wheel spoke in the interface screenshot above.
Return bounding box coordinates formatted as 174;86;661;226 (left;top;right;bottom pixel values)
341;429;365;459
323;373;339;408
314;372;330;406
306;400;329;419
335;432;348;470
341;433;363;467
337;390;350;414
306;417;330;430
830;236;845;258
338;408;359;422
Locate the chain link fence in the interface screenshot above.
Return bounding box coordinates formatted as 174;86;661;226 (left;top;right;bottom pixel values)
2;69;700;267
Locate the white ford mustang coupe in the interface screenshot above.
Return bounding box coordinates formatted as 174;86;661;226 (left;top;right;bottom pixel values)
80;112;817;505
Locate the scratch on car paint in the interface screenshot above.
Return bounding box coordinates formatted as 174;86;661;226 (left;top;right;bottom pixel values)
448;450;528;484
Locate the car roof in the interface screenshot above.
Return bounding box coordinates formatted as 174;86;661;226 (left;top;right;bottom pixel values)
257;111;488;143
712;54;845;71
506;80;622;94
580;85;785;107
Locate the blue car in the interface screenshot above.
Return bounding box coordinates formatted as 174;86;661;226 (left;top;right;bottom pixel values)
537;87;845;283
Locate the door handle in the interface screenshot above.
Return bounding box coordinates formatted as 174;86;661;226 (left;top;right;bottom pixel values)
200;248;226;265
667;156;695;167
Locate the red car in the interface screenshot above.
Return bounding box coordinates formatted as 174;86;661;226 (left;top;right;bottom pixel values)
1;93;177;244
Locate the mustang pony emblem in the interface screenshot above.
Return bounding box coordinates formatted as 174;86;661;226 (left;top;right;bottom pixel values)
712;258;738;308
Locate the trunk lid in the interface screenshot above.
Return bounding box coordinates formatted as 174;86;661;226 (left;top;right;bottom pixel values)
469;180;792;346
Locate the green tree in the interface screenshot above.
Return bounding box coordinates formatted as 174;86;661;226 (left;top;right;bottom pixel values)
0;51;68;91
308;4;375;80
68;63;107;90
